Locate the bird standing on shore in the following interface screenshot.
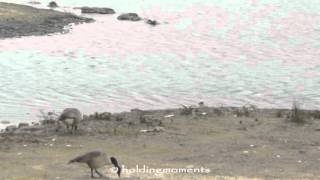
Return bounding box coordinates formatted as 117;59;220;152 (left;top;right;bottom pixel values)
68;151;121;178
56;108;82;134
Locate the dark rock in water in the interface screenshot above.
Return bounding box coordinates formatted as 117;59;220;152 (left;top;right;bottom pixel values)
117;13;142;21
5;125;17;133
18;123;29;128
145;19;159;26
0;120;10;125
28;1;41;5
48;1;58;8
0;2;94;39
31;122;40;126
81;7;115;14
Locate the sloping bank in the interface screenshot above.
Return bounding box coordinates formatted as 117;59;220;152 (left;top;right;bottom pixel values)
0;2;93;38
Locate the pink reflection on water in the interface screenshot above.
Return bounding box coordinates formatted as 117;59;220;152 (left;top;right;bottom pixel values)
0;4;319;67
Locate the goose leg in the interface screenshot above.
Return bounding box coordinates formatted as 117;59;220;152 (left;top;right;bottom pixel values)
95;169;104;177
91;168;95;178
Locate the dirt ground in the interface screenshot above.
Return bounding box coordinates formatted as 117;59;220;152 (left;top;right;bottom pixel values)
1;106;320;180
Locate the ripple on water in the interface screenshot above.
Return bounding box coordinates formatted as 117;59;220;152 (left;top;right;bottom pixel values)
0;0;320;124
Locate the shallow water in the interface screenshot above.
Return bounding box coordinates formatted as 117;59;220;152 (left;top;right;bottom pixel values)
0;0;320;124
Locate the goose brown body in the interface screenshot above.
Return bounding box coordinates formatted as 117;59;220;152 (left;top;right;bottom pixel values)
57;108;82;133
69;151;121;178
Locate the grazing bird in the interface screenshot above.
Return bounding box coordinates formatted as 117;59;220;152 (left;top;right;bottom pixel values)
68;151;121;178
56;108;82;134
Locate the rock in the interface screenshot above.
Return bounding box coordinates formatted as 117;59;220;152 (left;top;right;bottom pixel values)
198;101;205;107
18;123;29;128
0;2;93;39
31;122;40;126
5;125;17;133
28;1;41;5
117;13;142;21
140;115;162;126
40;119;56;125
48;1;58;8
0;120;10;125
145;19;159;26
81;7;115;14
99;112;111;120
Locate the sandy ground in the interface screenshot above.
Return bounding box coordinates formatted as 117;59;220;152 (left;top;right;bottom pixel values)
0;2;92;38
1;106;320;180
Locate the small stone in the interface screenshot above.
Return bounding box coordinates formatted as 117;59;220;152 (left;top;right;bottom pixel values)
28;1;41;5
5;125;17;133
140;129;148;133
48;1;58;8
164;114;174;118
18;122;29;128
145;19;160;26
117;13;142;21
81;7;115;14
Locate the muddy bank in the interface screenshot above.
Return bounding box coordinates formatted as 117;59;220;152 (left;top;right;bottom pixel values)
0;2;93;38
1;105;320;179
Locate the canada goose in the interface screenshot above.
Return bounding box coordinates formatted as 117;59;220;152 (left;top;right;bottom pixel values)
56;108;82;134
69;151;121;178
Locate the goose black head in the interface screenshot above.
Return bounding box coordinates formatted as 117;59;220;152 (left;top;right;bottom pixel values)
110;157;121;177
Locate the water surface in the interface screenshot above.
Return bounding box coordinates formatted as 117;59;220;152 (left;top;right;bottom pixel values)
0;0;320;124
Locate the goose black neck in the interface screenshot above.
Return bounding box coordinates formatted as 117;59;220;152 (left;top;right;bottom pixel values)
110;157;121;177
